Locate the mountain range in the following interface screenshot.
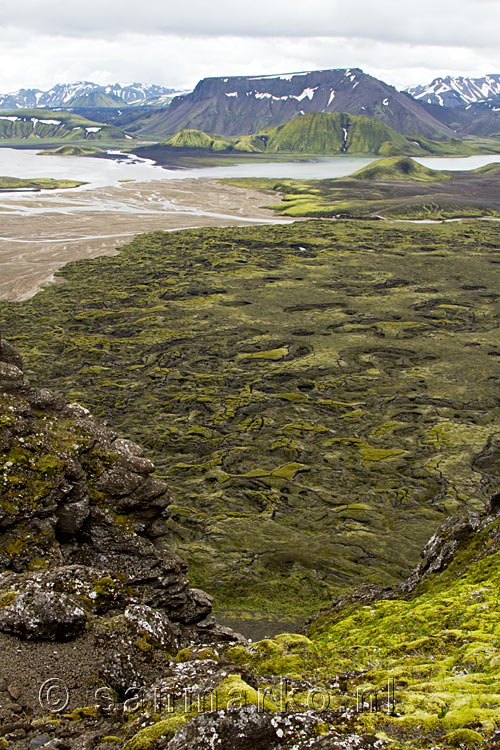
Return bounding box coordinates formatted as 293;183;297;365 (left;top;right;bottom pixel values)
406;74;500;107
2;71;500;145
0;81;185;110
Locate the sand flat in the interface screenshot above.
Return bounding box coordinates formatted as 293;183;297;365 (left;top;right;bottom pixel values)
0;178;284;301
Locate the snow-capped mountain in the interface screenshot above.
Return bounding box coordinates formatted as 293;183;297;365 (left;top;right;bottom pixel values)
136;68;450;138
406;75;500;107
0;82;183;109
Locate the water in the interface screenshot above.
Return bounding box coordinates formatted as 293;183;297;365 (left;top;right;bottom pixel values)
415;154;500;171
0;148;380;189
2;147;500;192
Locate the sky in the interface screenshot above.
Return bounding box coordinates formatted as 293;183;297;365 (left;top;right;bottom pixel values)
1;0;499;93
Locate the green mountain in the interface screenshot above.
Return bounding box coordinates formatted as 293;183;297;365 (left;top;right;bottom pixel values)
156;114;487;157
260;113;412;154
0;109;133;143
163;128;235;151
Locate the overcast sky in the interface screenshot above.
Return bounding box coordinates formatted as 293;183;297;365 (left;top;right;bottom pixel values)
1;0;499;93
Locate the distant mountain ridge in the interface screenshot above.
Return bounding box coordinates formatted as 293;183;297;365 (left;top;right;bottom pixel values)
0;81;185;109
132;68;452;138
406;75;500;107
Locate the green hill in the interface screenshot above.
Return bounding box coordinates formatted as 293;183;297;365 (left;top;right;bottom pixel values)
163;128;235;151
38;144;106;156
260;112;413;154
156;113;480;157
0;176;86;190
351;155;450;181
474;161;500;175
0;109;133;144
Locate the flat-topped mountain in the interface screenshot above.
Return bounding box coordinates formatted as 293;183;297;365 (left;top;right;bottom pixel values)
134;68;452;138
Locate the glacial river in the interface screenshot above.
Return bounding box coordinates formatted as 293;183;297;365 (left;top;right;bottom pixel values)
2;147;500;301
1;147;500;194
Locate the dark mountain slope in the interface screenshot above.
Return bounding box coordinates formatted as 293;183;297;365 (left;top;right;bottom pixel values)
134;68;452;138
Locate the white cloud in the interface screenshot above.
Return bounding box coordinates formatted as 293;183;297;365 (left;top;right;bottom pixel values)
2;0;499;48
0;2;498;93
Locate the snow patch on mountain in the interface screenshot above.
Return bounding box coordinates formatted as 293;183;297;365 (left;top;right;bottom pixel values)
406;75;500;107
0;82;183;109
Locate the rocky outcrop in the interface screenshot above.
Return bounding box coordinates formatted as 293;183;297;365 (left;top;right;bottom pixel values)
0;338;213;628
0;337;246;746
306;490;500;632
164;707;384;750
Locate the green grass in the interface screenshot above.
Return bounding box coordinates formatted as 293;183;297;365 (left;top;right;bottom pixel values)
225;510;500;747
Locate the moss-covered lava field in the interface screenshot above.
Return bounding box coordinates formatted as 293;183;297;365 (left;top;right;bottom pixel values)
2;219;500;615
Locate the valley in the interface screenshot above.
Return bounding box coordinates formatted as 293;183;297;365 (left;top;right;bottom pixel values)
2;62;500;749
3;218;500;618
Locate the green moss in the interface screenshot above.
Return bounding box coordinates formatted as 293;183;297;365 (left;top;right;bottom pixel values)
358;446;407;462
64;706;100;720
238;346;289;361
444;729;484;748
113;514;135;535
0;591;17;607
34;454;62;474
135;637;153;652
123;716;187;750
210;674;278;711
3;220;500;613
176;648;192;662
227;636;317;677
92;576;118;597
